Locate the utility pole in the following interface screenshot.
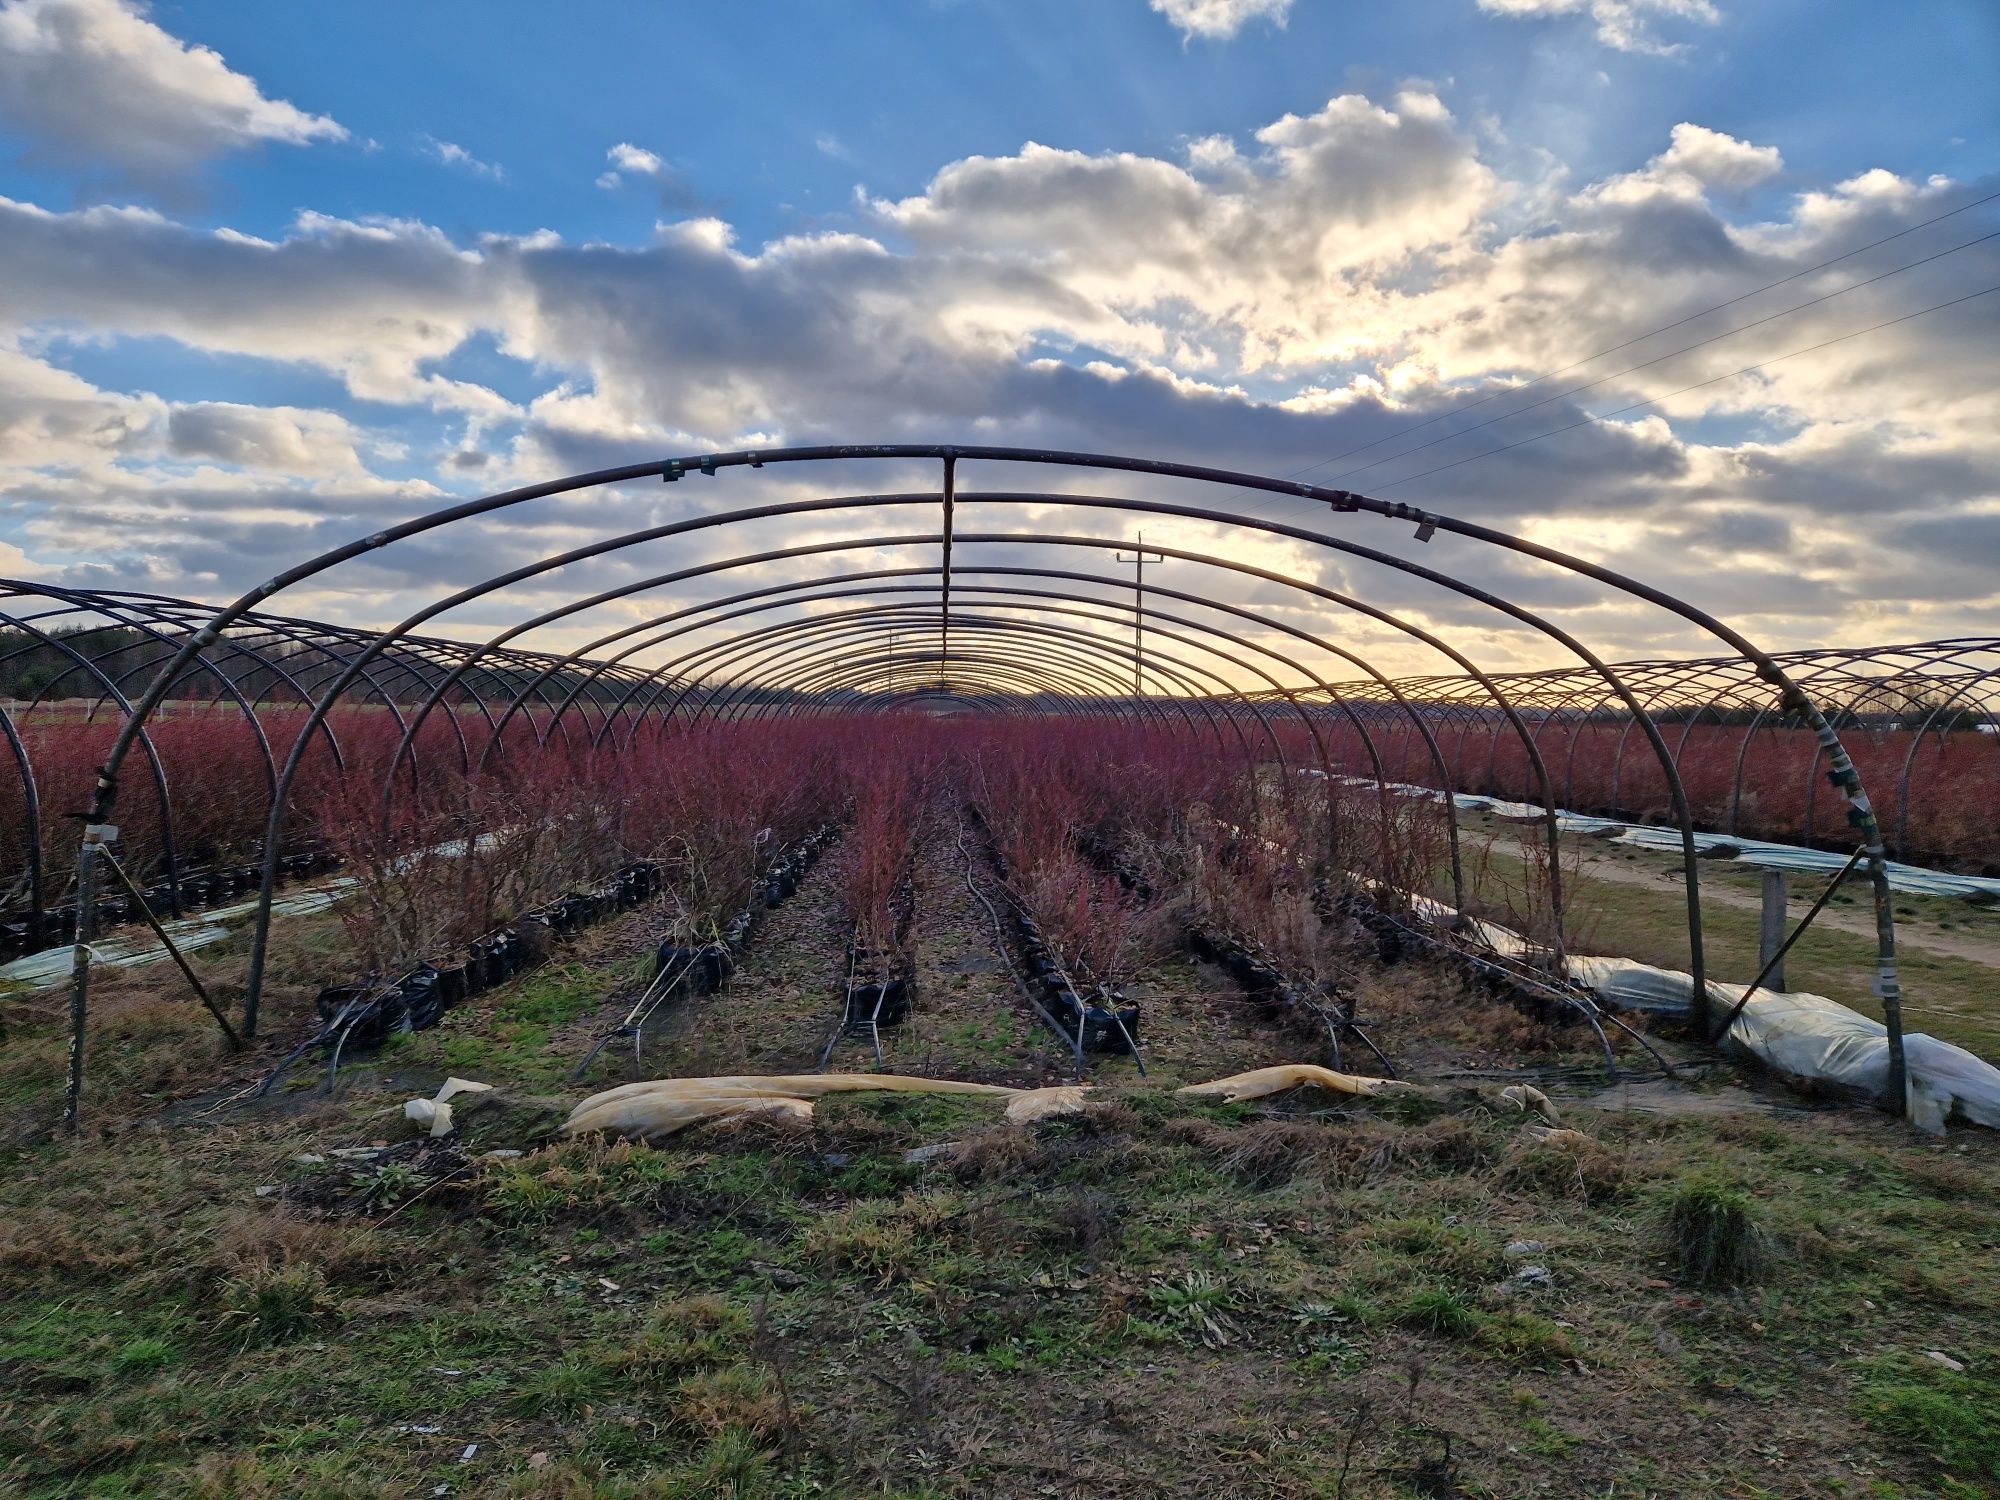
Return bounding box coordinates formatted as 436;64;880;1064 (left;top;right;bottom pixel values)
1114;532;1166;698
938;452;956;695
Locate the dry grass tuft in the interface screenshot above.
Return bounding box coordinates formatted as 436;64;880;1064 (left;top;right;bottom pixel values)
672;1365;791;1439
951;1124;1043;1183
1048;1187;1124;1253
1662;1174;1768;1287
800;1198;947;1282
1496;1130;1630;1204
204;1208;400;1290
1215;1119;1336;1188
615;1295;751;1384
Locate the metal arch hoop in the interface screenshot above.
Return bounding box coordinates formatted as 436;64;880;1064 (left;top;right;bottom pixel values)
41;443;1930;1124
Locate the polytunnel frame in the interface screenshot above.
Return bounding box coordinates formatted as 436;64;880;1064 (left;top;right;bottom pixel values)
628;581;1432;894
0;580;695;934
58;444;1909;1125
344;506;1536;976
355;488;1597;941
1259;637;1997;868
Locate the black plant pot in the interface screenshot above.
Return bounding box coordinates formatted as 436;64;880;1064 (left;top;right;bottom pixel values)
844;975;912;1028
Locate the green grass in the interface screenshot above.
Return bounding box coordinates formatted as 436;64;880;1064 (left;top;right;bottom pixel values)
1662;1173;1767;1287
1861;1357;2000;1492
4;1072;1995;1499
6;865;2000;1500
1461;837;2000;1055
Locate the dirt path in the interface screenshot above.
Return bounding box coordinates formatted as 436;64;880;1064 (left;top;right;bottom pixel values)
1575;848;2000;966
879;808;1069;1086
559;842;854;1083
1115;951;1302;1088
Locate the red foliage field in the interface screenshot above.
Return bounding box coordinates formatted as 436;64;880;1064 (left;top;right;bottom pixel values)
4;699;1992;969
1297;718;2000;872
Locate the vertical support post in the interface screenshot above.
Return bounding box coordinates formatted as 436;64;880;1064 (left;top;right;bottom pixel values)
938;452;956;694
1114;532;1166;698
1759;870;1788;994
63;824;112;1132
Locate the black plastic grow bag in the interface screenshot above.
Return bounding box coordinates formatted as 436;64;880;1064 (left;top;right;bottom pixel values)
843;975;912;1028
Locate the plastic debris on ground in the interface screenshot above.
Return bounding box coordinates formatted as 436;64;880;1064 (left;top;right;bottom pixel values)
560;1063;1579;1153
1176;1063;1562;1125
403;1077;496;1137
1176;1063;1415;1105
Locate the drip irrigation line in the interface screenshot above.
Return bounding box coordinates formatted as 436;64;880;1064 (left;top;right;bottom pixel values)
576;824;841;1079
1286;188;2000;480
573;945;701;1081
815;939;863;1070
1428;1061;1684;1086
954;812;1087;1079
816;928;892;1070
1013;833;1149;1075
1109;1007;1148;1078
1348;894;1655;1082
1194;917;1395;1076
250;975;401;1099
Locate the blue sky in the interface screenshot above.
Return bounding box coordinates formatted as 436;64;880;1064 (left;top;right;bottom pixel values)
9;1;1990;244
0;0;1994;671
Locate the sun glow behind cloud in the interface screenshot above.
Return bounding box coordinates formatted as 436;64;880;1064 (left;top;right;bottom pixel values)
0;0;1992;680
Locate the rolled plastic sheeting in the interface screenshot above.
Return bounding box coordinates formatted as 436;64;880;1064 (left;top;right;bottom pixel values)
1374;888;2000;1134
1005;1085;1092;1124
1177;1064;1560;1126
564;1073;1052;1143
1176;1063;1416;1104
1564;954;1719;1017
1566;954;2000;1134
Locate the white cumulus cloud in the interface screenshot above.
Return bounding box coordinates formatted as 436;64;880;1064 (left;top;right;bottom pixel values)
1148;0;1293;41
0;0;346;198
1474;0;1719;55
597;141;668;188
0;95;1992;659
424;135;505;182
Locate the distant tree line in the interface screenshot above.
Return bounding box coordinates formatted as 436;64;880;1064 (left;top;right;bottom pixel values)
0;625;168;702
0;622;689;711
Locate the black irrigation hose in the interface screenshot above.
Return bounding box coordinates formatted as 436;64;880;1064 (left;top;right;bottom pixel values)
254;862;663;1099
573;823;842;1081
1187;917;1396;1078
1429;1061;1696;1088
817;837;919;1070
992;852;1148;1077
252;974;403;1099
954;813;1088;1079
816;927;897;1070
985;822;1151;1073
